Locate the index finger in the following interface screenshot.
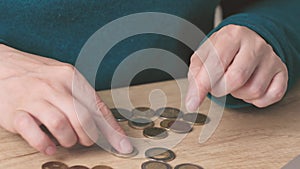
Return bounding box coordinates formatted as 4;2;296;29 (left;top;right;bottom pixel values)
72;69;133;154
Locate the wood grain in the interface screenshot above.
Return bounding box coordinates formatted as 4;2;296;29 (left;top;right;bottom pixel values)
0;79;300;169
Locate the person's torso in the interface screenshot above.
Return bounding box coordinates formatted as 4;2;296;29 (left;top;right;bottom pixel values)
0;0;220;89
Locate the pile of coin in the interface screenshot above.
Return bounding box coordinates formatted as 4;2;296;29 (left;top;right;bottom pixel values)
42;161;113;169
111;106;208;169
112;106;209;140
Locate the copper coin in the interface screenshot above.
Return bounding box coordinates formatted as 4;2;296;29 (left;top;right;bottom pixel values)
42;161;68;169
143;127;168;139
156;107;183;119
145;147;176;162
69;165;89;169
110;146;138;158
132;107;156;118
183;113;209;125
141;161;172;169
160;119;175;129
174;163;204;169
91;165;113;169
128;118;154;130
168;120;193;134
110;108;133;122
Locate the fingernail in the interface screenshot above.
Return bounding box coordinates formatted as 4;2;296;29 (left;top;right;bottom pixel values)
186;96;200;112
119;138;133;154
45;146;56;155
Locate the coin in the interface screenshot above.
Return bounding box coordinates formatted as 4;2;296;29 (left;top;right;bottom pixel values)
145;147;176;162
183;113;209;125
128;118;154;130
132;107;156;118
110;108;133;122
143;127;168;139
174;163;204;169
141;161;172;169
111;146;138;158
91;165;113;169
160;119;175;129
69;165;89;169
156;107;183;119
42;161;68;169
168;120;193;134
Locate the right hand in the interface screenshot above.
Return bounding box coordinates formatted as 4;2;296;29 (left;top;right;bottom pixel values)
0;44;133;155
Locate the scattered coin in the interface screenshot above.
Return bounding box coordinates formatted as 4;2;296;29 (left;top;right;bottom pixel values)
141;161;172;169
168;120;193;134
110;108;133;122
69;165;89;169
111;146;138;158
143;127;168;139
132;107;156;118
42;161;68;169
156;107;183;119
91;165;113;169
160;119;175;129
128;118;155;130
174;163;204;169
145;147;176;162
183;113;209;125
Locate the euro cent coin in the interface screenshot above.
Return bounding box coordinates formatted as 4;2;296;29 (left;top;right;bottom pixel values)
69;165;89;169
42;161;68;169
145;147;176;162
132;107;156;119
143;127;168;139
141;161;172;169
110;108;133;122
174;163;204;169
160;119;175;129
168;120;193;134
156;107;183;119
128;118;155;130
110;146;138;158
91;165;113;169
183;113;209;125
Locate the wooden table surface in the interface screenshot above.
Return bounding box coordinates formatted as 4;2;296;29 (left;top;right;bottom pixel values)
1;79;300;169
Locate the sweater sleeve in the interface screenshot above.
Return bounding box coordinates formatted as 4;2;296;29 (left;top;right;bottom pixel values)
207;0;300;108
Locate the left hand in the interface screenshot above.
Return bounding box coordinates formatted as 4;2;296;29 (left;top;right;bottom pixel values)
186;24;288;110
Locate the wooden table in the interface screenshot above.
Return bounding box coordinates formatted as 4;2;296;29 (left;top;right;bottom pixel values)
1;79;300;169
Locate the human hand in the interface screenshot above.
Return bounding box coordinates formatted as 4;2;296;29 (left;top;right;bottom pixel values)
186;25;288;110
0;44;132;155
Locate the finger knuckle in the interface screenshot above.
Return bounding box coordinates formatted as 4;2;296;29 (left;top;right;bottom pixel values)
248;85;265;99
58;63;76;78
63;138;77;148
13;113;31;131
227;68;248;87
48;115;67;131
271;86;286;101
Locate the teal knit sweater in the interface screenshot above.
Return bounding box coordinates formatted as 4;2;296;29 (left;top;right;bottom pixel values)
0;0;299;108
